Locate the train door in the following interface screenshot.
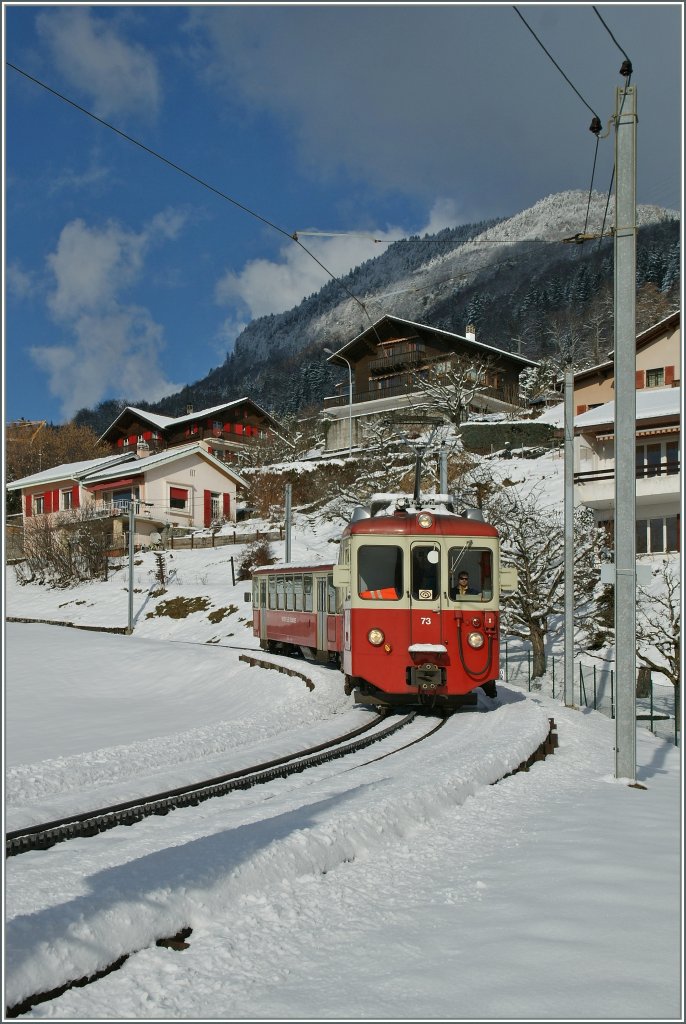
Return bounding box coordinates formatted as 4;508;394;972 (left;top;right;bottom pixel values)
259;578;268;642
409;542;443;648
316;575;328;653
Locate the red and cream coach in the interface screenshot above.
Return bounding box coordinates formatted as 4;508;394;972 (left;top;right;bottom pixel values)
252;496;516;710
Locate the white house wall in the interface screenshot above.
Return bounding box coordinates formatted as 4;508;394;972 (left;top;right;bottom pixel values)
141;454;239;529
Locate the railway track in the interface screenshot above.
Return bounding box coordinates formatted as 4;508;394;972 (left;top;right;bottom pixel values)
6;717;558;1018
5;709;416;858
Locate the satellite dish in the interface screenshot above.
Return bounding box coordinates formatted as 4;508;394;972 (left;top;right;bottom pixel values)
150;531;162;543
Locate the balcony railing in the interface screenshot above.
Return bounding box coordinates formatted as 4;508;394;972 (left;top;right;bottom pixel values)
324;380;514;409
575;461;680;484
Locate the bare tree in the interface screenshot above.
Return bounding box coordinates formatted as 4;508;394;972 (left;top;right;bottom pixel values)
485;488;605;678
636;559;680;724
18;510;115;585
408;355;494;427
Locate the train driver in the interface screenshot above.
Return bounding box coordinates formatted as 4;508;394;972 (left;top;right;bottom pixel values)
454;571;480;598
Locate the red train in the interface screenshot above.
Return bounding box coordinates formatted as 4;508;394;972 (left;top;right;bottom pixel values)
252;496;516;710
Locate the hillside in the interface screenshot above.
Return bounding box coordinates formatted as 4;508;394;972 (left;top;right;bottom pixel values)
74;190;680;434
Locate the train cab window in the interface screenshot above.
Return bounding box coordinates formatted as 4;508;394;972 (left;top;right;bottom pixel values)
276;575;285;610
304;575;313;611
358;545;403;600
253;579;260;606
411;545;440;600
268;576;277;609
448;548;493;601
293;574;303;611
327;574;337;614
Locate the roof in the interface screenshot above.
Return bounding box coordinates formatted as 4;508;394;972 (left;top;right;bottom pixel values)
8;443;249;492
83;442;249;489
573;310;681;384
326;315;539;370
7;453;134;491
99;398;280;442
575;386;681;431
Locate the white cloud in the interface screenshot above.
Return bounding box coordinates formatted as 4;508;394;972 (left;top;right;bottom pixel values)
36;8;160;119
34;213;186;418
7;265;36;300
213;200;461;331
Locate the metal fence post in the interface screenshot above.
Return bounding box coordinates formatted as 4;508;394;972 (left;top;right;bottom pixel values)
552;656;555;699
593;665;597;710
527;647;531;691
650;678;654;734
611;669;615;720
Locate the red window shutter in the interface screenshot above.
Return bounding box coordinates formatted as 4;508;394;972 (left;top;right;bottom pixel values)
223;493;231;518
236;423;244;435
203;490;212;527
143;431;152;440
170;487;188;501
72;484;80;509
44;491;52;514
52;489;60;512
224;423;231;433
129;434;137;444
665;365;675;385
576;404;587;415
117;438;124;447
635;370;645;389
25;494;32;518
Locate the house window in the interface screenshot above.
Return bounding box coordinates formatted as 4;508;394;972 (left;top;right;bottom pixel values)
646;367;665;388
62;489;73;511
210;493;222;519
636;516;680;554
33;495;44;515
169;486;189;511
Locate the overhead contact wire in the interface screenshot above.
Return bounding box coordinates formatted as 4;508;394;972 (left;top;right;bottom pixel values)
6;61;375;330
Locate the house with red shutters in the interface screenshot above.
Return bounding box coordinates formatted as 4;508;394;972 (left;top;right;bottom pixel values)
573;310;680;555
7;441;248;550
99;398;281;462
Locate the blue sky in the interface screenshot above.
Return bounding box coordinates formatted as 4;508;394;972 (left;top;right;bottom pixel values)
4;3;682;426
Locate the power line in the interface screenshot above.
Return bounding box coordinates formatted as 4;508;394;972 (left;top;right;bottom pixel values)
592;6;632;68
512;6;603;124
6;61;377;329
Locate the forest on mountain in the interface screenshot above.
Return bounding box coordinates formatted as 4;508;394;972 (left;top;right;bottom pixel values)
73;191;680;436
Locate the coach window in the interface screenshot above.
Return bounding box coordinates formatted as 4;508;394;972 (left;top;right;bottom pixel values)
293;574;303;611
448;547;493;601
304;574;313;611
268;576;277;609
253;579;259;606
358;545;403;600
285;575;295;610
276;575;285;610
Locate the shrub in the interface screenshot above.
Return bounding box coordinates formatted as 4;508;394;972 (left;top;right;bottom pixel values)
237;539;275;581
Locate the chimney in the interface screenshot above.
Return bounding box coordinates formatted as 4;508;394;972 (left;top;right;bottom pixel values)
186;404;193;415
465;324;476;342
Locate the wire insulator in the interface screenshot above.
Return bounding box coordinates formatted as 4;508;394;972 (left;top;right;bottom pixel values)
589;116;602;136
620;59;633;77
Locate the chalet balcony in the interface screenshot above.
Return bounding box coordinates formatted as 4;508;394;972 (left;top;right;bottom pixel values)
368;345;428;373
323;380;514;409
574;461;681;510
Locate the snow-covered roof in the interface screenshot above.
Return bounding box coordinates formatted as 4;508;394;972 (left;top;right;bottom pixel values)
575;387;681;430
7;453;134;491
83;442;249;489
100;399;279;442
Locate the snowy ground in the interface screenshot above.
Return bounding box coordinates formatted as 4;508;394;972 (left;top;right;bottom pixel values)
3;461;683;1021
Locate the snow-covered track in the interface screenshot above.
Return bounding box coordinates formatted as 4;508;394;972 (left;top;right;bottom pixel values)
5;710;414;858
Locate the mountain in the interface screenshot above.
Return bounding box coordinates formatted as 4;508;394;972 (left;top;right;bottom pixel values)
75;190;680;433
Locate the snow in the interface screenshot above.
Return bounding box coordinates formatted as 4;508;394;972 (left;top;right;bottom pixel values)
575;386;681;429
3;458;683;1020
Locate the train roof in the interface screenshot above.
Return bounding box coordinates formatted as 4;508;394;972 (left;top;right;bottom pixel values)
252;561;336;575
343;507;499;539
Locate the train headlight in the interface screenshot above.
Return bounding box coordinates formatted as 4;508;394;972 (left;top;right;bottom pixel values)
368;628;385;646
417;513;433;529
467;631;485;649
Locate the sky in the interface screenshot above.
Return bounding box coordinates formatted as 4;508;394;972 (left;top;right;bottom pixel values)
3;3;683;426
3;453;682;1019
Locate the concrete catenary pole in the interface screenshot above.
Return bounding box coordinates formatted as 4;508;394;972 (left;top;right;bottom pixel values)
613;82;638;782
439;446;448;496
564;363;575;707
127;499;136;635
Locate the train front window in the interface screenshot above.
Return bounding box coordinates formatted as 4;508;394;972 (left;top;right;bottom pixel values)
358;545;403;600
448;547;493;601
411;545;440;600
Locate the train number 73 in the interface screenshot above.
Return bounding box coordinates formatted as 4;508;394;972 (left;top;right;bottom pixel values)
420;617;432;625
